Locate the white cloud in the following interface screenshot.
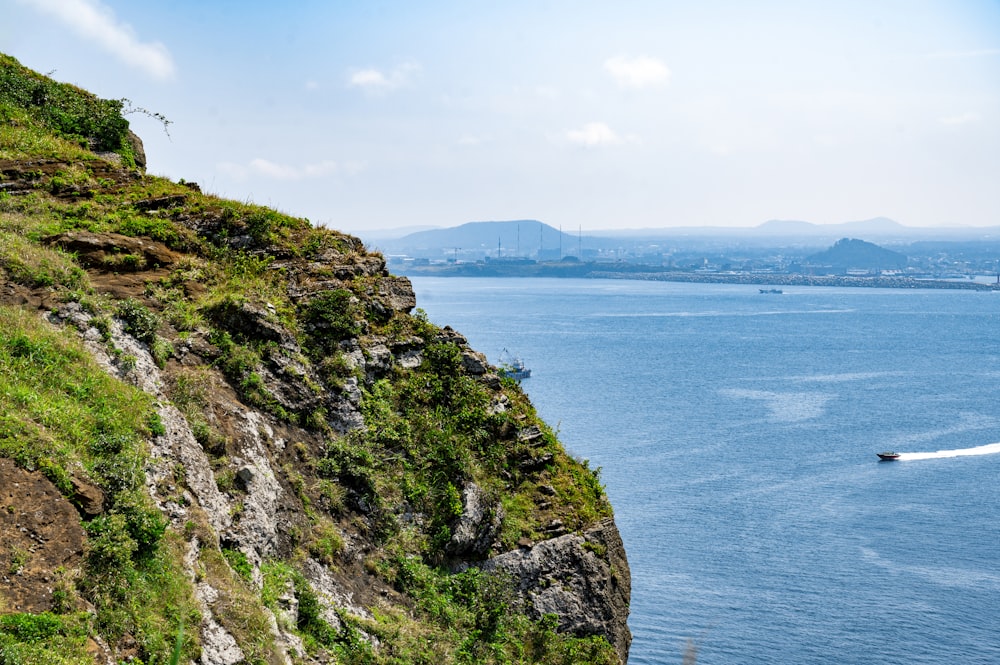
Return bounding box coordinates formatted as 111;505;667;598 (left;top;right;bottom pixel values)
939;112;980;126
458;134;490;147
218;158;340;181
348;62;421;93
350;69;389;88
565;122;626;147
604;55;670;89
301;161;340;177
249;158;303;180
304;80;320;91
534;85;560;101
18;0;175;80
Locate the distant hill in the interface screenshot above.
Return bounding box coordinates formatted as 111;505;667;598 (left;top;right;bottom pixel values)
373;220;621;259
806;238;908;270
756;217;907;236
582;217;1000;242
364;216;1000;261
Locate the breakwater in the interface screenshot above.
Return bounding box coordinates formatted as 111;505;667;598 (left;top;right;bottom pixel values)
398;262;1000;290
590;271;1000;290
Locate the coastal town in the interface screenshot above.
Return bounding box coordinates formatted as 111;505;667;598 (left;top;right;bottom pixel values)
376;221;1000;289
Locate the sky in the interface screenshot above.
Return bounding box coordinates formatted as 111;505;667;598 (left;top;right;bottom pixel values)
2;0;999;234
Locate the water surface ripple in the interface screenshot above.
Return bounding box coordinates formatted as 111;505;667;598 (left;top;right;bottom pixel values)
411;278;1000;665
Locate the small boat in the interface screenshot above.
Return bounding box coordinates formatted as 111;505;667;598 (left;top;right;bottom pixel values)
759;288;783;294
876;452;901;461
499;349;531;380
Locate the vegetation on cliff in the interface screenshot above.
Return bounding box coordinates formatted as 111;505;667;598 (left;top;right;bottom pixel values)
0;53;626;664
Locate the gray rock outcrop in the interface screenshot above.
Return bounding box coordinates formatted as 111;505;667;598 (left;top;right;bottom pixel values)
485;517;632;664
447;482;503;558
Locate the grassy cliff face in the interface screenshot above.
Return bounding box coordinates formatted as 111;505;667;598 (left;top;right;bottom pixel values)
0;54;624;665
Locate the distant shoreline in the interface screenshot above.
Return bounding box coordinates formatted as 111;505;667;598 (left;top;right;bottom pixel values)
591;271;1000;290
397;264;1000;290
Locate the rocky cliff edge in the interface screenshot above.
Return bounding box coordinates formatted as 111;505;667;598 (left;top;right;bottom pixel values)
0;53;630;664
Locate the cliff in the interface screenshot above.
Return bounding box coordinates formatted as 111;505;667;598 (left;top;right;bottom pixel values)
0;54;630;664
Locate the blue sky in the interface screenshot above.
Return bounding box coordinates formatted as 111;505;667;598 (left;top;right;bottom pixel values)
3;0;999;232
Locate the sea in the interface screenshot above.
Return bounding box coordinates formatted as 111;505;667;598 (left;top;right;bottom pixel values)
408;276;1000;665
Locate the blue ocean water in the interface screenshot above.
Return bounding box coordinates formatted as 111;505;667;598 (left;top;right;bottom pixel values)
409;277;1000;665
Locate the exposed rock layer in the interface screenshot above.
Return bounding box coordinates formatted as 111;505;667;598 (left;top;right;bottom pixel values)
0;459;85;614
486;517;632;664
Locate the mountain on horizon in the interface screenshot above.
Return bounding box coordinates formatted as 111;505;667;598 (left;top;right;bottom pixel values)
364;216;1000;260
372;219;620;258
756;217;906;235
606;216;913;238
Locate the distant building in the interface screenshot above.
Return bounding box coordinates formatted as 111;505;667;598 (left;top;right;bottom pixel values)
484;256;535;265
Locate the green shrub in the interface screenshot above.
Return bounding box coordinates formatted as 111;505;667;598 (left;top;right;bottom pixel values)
0;612;92;665
48;165;96;195
36;455;73;495
0;54;132;161
151;336;174;368
318;351;354;388
112;489;167;558
301;289;359;353
208;329;260;379
316;437;377;502
292;572;341;648
215;467;236;492
244;208;289;243
0;613;83;643
260;560;295;610
147;411;166;437
308;521;345;566
222;548;253;584
91;446;144;496
84;514;137;572
116;298;159;343
8;546;30;575
114;213;189;249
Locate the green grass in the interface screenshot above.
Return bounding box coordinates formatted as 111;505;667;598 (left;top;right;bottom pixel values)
0;218;87;289
0;612;94;665
0;306;153;490
0;306;201;663
1;54;131;156
0;122;97;162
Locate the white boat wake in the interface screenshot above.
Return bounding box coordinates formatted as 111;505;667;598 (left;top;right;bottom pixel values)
896;442;1000;461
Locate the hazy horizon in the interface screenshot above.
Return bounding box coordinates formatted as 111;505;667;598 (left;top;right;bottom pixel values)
4;1;998;232
359;215;1000;240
